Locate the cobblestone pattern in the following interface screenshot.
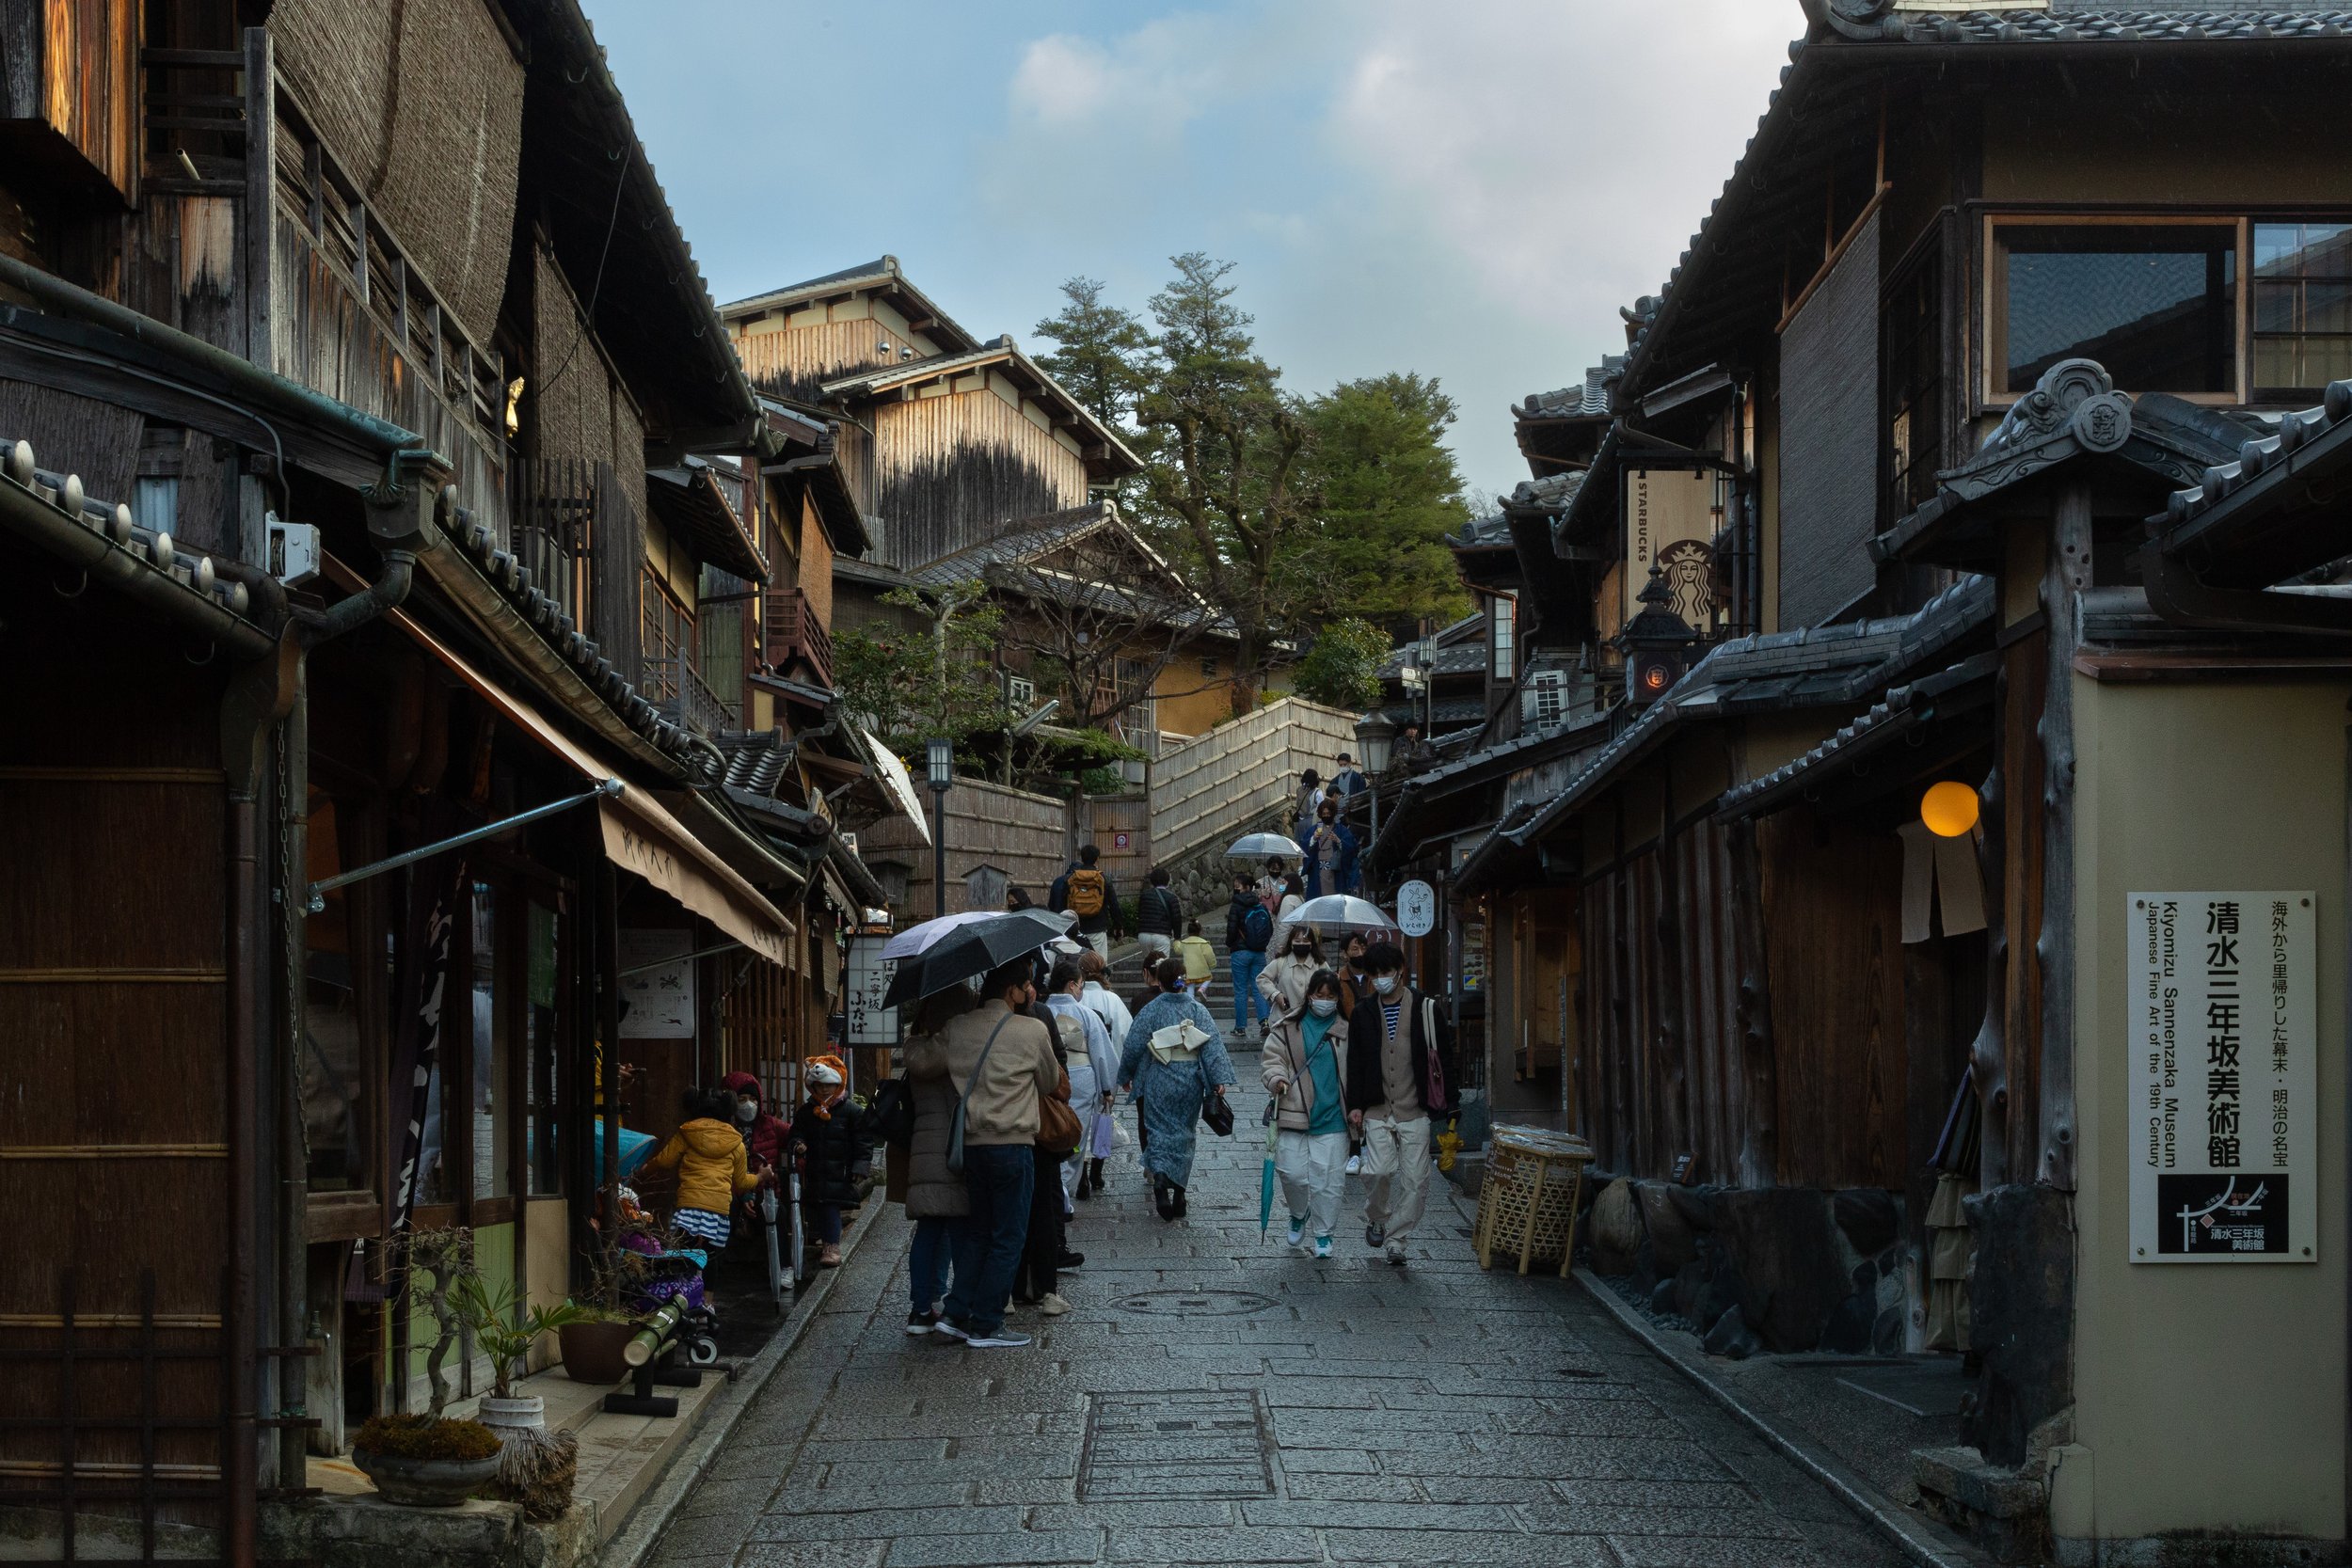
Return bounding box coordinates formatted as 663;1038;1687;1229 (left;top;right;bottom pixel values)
647;1088;1908;1568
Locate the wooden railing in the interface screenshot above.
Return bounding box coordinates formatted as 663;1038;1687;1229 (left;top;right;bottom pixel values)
764;586;834;690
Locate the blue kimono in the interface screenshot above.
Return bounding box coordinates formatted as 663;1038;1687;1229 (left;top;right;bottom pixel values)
1118;990;1236;1186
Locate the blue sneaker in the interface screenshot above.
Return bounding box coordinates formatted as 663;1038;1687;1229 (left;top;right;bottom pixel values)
1312;1236;1333;1259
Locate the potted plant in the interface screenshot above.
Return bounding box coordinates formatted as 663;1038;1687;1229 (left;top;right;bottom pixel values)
449;1273;590;1520
350;1415;503;1508
555;1301;636;1386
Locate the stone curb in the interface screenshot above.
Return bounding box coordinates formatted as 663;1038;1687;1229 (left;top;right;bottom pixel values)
1571;1265;1992;1568
603;1197;888;1568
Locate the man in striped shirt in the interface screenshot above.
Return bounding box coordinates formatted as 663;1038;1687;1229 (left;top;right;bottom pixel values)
1343;942;1454;1267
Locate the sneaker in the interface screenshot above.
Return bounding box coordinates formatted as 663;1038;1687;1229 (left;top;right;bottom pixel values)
1365;1222;1386;1248
1285;1217;1306;1248
1385;1240;1408;1267
905;1310;937;1336
964;1328;1033;1349
1312;1236;1333;1259
1345;1154;1362;1176
1057;1249;1086;1270
931;1319;972;1342
1035;1292;1073;1317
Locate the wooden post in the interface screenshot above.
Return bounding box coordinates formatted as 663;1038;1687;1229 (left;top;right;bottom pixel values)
1969;657;2011;1189
2038;483;2090;1190
1725;816;1779;1185
242;28;274;391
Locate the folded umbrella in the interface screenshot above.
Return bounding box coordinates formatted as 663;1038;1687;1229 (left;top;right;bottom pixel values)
1259;1098;1280;1239
1228;832;1301;860
1285;894;1397;934
881;907;1075;1007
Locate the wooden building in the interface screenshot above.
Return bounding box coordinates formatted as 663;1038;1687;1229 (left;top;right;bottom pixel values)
0;4;907;1560
1359;3;2352;1559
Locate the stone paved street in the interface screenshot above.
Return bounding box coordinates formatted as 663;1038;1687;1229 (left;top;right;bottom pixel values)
645;1086;1910;1568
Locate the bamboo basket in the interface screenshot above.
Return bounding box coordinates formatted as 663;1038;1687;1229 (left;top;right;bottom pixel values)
1473;1126;1595;1276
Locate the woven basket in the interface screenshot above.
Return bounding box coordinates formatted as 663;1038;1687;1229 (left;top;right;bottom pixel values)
1474;1127;1593;1275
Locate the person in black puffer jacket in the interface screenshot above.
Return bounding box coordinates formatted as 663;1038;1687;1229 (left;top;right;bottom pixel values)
788;1054;872;1269
1136;865;1181;962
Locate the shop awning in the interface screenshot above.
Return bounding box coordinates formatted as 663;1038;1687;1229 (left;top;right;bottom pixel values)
859;728;931;847
383;597;796;966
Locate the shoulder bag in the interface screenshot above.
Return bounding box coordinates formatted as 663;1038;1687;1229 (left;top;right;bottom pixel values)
946;1013;1014;1177
1038;1065;1083;1156
1421;995;1451;1117
870;1076;916;1148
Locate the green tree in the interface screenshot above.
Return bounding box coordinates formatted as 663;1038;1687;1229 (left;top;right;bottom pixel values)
830;581;1012;764
1032;277;1152;434
1304;372;1475;626
1132;253;1317;708
1292;617;1390;711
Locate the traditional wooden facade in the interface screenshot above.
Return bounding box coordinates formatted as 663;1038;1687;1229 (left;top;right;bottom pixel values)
0;6;902;1560
1359;4;2352;1559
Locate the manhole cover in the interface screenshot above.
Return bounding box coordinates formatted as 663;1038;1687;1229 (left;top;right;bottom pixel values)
1114;1288;1278;1318
1080;1392;1274;1500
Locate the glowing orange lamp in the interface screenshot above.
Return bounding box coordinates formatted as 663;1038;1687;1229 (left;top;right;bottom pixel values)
1920;780;1980;838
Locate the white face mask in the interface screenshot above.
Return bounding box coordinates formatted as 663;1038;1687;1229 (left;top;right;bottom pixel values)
735;1100;757;1123
1308;997;1339;1019
1374;975;1398;996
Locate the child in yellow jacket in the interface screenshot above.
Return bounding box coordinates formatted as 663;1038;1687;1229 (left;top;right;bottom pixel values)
1174;920;1217;1005
644;1087;769;1249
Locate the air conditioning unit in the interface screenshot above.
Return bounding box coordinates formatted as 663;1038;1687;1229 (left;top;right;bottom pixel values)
1006;673;1036;707
1521;669;1570;733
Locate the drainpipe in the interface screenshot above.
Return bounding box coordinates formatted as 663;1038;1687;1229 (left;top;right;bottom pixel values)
252;454;443;1499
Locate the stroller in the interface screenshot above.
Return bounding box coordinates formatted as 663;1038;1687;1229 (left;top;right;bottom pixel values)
612;1189;723;1366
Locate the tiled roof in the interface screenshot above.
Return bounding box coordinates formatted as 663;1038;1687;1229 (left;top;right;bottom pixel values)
1379;638;1486;679
2160;377;2352;540
1515;356;1623;422
906;501;1230;635
1454;512;1513;550
720;254;982;354
1714;651;1998;821
1377;695;1487;727
818;340;1142;476
1502;470;1585;514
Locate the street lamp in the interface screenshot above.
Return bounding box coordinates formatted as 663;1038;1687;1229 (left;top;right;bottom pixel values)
1354;710;1397;849
925;736;954;917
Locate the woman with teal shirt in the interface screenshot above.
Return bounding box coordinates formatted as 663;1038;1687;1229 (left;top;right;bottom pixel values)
1259;969;1353;1258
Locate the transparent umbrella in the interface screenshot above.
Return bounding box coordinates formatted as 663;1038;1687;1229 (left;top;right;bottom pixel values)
1228;832;1300;860
1285;895;1396;934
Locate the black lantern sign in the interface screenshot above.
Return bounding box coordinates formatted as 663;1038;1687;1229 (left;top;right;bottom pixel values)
1617;565;1695;705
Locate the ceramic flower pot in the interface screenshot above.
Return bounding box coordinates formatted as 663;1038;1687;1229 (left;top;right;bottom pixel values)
352;1447;503;1508
557;1320;633;1385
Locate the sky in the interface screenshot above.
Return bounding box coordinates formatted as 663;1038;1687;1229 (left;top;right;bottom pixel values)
580;0;1802;505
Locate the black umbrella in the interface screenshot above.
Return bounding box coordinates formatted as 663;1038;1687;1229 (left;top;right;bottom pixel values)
879;908;1076;1008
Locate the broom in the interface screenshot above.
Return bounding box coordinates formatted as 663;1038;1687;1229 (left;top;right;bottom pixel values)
491;1416;579;1523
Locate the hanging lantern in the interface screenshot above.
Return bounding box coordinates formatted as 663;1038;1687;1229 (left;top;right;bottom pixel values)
1921;780;1980;838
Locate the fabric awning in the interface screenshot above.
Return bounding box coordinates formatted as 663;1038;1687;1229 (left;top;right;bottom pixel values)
859;728;931;847
385;597;795;966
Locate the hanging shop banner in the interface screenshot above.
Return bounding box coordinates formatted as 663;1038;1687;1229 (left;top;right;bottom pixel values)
1623;467;1717;628
1396;879;1437;938
619;928;697;1038
389;853;470;1234
845;933;900;1046
2128;892;2315;1263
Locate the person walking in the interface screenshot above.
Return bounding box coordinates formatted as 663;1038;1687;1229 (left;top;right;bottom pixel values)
787;1055;871;1269
1174;919;1217;1006
1266;872;1307;953
1136;867;1181;962
1257;925;1324;1026
896;991;975;1334
1261;969;1352;1259
1297;799;1359;899
1044;958;1120;1202
1013;1002;1080;1318
1291;768;1323;833
1051;844;1123;958
1225;872;1274;1043
1118;957;1235;1221
1074;948;1132;1191
1334;935;1376;1174
1345;942;1454;1267
1331;752;1368;801
933;959;1061;1347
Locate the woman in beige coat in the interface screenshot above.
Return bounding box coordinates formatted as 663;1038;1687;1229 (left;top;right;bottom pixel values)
887;993;973;1335
1260;969;1351;1258
1256;924;1324;1025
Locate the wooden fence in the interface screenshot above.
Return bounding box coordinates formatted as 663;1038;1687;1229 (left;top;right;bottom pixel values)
859;777;1072;920
1146;696;1360;869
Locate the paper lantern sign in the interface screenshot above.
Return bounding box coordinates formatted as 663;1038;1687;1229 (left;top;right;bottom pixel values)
1920;781;1980;838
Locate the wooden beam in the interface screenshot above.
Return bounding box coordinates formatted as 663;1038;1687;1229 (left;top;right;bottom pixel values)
1776;182;1892;336
2037;480;2090;1192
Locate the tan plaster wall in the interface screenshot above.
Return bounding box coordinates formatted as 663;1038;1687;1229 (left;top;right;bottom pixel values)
2070;676;2347;1545
1983;96;2352;206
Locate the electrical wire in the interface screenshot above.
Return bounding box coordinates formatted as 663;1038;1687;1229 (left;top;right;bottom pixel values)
536;142;634;399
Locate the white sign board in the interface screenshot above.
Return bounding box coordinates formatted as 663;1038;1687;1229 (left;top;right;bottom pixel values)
845;933;900;1047
619;929;696;1038
1396;879;1437;938
2128;893;2314;1262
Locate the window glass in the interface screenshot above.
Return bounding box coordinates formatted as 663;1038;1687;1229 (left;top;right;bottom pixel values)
1492;596;1517;681
1997;224;2236;394
471;882;512;1200
2253;221;2352;402
527;900;563;1196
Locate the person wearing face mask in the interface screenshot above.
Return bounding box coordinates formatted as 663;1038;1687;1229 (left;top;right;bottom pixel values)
1257;926;1324;1025
1261;970;1353;1258
1333;939;1375;1175
787;1055;872;1270
1118;957;1235;1221
1296;799;1358;899
1344;942;1455;1266
720;1069;788;1177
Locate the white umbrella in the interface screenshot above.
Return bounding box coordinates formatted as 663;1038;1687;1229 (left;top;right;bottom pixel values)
882;907;1072;960
1228;832;1300;860
1285;895;1396;934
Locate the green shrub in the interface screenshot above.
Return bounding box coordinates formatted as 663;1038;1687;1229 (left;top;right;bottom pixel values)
353;1414;501;1464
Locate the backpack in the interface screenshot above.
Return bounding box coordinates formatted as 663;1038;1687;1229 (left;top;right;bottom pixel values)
1067;867;1107;918
869;1076;915;1148
1241;902;1272;949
